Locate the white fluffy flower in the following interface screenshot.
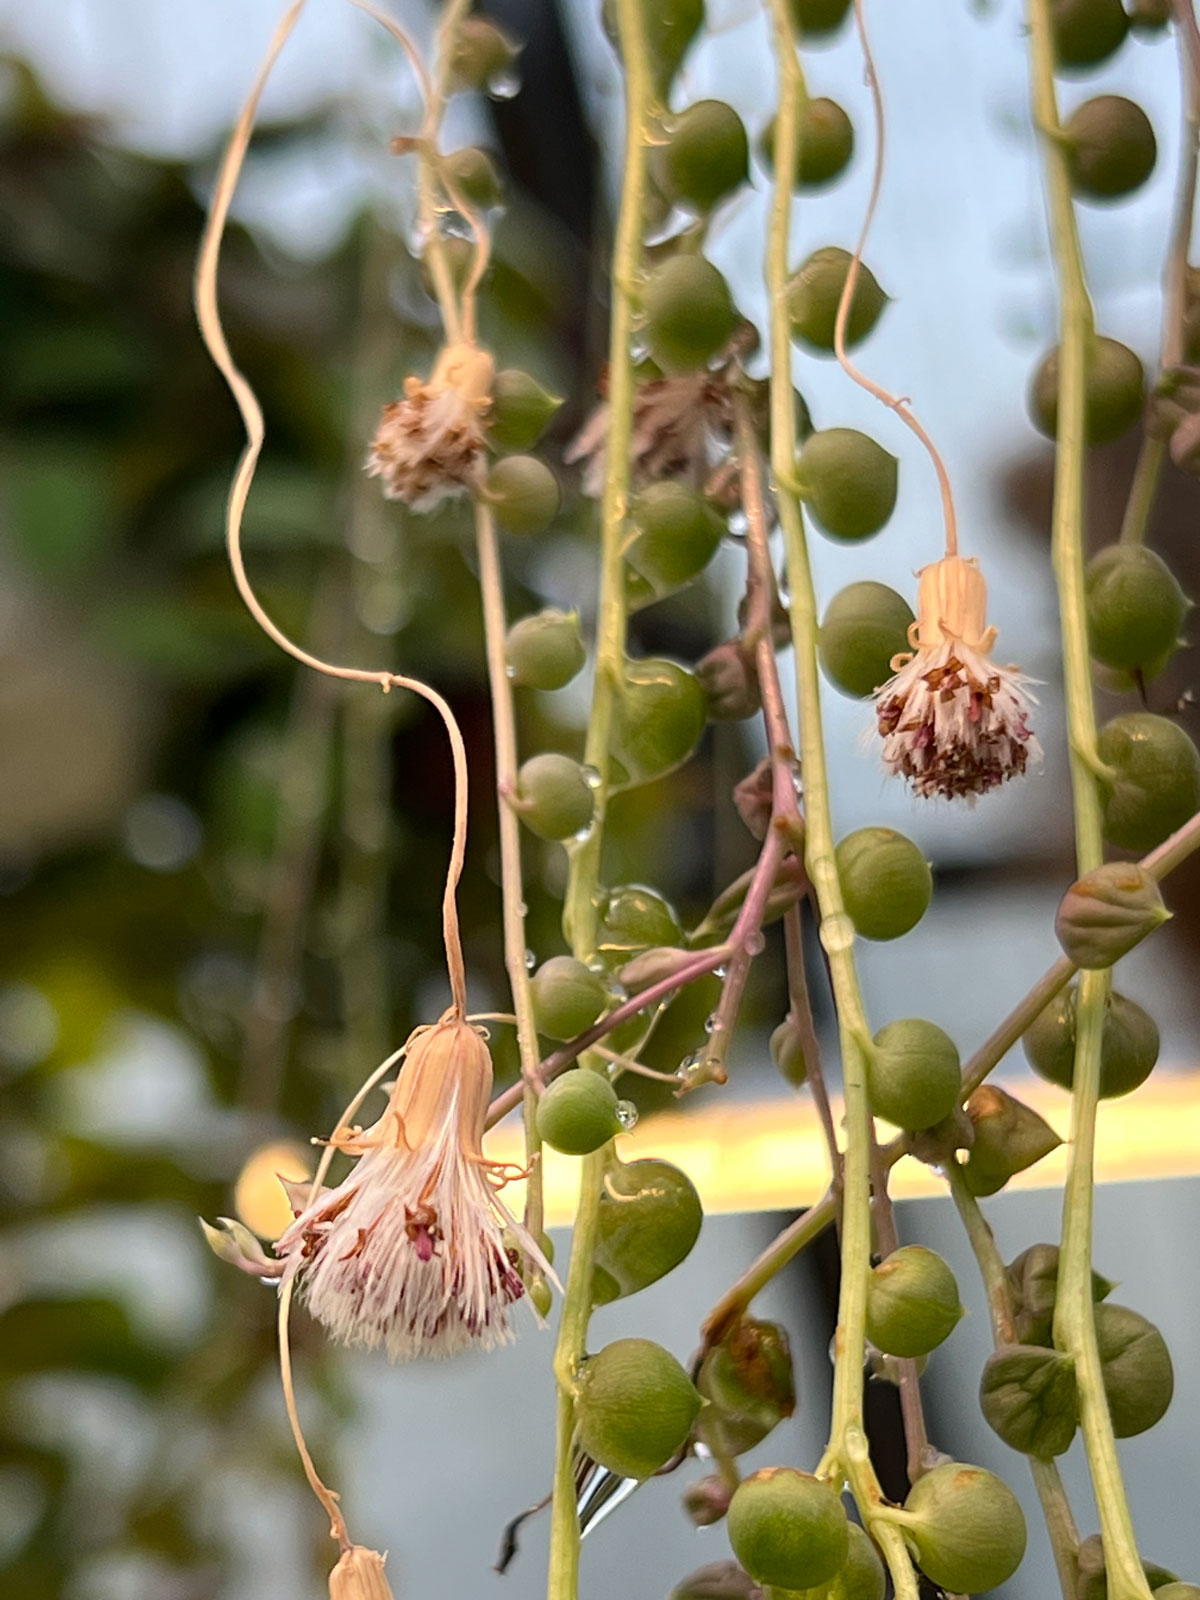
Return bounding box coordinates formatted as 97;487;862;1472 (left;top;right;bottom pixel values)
276;1012;543;1361
874;555;1039;801
365;343;493;511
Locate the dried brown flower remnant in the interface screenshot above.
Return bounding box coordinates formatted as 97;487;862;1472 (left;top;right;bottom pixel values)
874;555;1038;800
565;368;742;502
329;1545;396;1600
366;342;494;510
276;1012;545;1360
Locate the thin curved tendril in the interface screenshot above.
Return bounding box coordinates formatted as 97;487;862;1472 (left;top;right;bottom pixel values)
193;0;467;1016
834;0;959;558
278;1280;351;1549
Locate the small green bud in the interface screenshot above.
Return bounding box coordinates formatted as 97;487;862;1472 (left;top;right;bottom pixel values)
1055;861;1170;968
1085;544;1190;677
488;368;563;452
898;1462;1027;1593
979;1344;1079;1457
598;884;684;957
537;1069;623;1155
788;247;887;354
1031;337;1145;444
1005;1242;1114;1346
592;1156;703;1305
610;657;708;786
1097;714;1200;852
819;581;914;699
661;100;750;212
865;1244;964;1358
1077;1533;1181;1600
683;1476;734;1527
643;255;738;375
697;641;761;721
1050;0;1129;69
962;1085;1062;1197
575;1337;702;1480
1024;983;1160;1098
511;753;595;840
727;1470;849;1591
760;99;854;190
1065;96;1157;202
1095;1301;1174;1437
530;955;609;1040
668;1564;760;1600
697;1317;796;1459
440;145;503;210
529;1277;553;1318
487;455;561;534
628;481;725;594
505;608;586;690
869;1018;962;1131
836;826;932;941
797;428;898;541
789;0;852;37
618;944;695;994
770;1018;809;1088
447;16;520;94
1128;0;1172;25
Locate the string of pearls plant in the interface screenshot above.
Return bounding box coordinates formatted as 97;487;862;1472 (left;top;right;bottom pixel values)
198;1;1200;1597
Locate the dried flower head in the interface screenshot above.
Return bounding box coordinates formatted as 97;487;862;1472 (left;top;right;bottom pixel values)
365;342;494;511
874;555;1038;800
276;1012;544;1361
565;361;757;505
328;1545;396;1600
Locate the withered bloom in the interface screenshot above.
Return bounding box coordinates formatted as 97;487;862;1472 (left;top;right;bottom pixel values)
874;555;1038;800
328;1545;396;1600
365;343;494;511
276;1012;542;1361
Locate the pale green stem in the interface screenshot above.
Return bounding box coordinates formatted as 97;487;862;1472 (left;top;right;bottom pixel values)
562;0;649;961
947;1165;1081;1600
1027;5;1148;1593
1117;434;1165;548
473;498;545;1253
548;2;650;1593
764;7;913;1595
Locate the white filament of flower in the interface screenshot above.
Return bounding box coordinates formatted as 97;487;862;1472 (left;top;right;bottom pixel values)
365;342;494;510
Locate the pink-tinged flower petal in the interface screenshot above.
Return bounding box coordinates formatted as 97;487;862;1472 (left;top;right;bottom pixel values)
365;344;493;512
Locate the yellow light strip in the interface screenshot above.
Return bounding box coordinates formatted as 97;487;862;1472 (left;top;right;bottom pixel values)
484;1072;1200;1227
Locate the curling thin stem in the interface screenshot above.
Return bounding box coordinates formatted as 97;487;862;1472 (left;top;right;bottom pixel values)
278;1281;350;1550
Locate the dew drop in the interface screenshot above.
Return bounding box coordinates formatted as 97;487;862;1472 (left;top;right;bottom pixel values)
580;764;602;790
614;1099;639;1131
487;67;522;99
675;1050;703;1083
525;949;537;971
703;1013;719;1037
746;930;766;957
571;822;595;844
714;965;728;980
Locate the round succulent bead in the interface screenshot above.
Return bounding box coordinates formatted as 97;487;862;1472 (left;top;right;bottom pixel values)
487;455;561;534
611;658;708;786
788;247;887;353
865;1245;964;1358
770;1018;808;1087
797;428;898;540
574;1337;702;1479
643;255;738;374
1050;0;1129;69
628;481;725;593
900;1462;1027;1593
836;827;932;941
1024;984;1160;1098
530;955;609;1039
591;1157;703;1305
512;753;595;840
1085;544;1188;677
819;582;914;699
869;1018;962;1130
760;99;854;189
727;1469;849;1591
536;1069;623;1155
1031;337;1145;445
789;0;852;37
441;145;504;209
505;609;586;690
1065;96;1157;201
448;17;519;92
488;368;562;452
661;100;750;212
1096;713;1200;851
599;884;684;956
1095;1301;1174;1437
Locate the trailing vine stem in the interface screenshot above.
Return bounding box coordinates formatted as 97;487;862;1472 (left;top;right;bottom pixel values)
1027;5;1145;1592
947;1164;1081;1600
764;6;915;1596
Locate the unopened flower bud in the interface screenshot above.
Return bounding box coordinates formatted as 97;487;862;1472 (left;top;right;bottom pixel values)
575;1338;701;1480
668;1563;761;1600
697;640;761;721
733;758;776;840
1095;1302;1174;1437
618;945;695;994
788;246;887;355
697;1317;797;1459
962;1086;1062;1196
511;754;595;841
683;1475;735;1527
199;1216;279;1277
592;1157;703;1306
1005;1242;1115;1346
979;1344;1079;1458
328;1545;397;1600
1024;983;1160;1098
1055;862;1170;969
796;428;898;541
897;1461;1026;1593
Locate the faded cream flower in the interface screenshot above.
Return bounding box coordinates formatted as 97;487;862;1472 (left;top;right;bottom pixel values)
275;1012;543;1361
874;555;1038;800
365;342;494;511
328;1545;396;1600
